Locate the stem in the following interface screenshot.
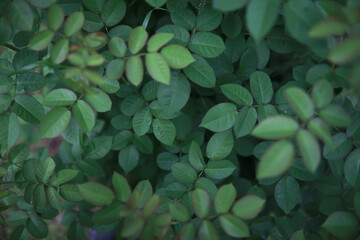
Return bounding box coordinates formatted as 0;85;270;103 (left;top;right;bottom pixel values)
2;43;19;52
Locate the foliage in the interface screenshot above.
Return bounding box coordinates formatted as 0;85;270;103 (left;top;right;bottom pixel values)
0;0;360;239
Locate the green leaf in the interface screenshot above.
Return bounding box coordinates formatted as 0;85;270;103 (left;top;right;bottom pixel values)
112;172;131;202
0;113;20;152
308;16;350;38
170;8;196;30
234;107;257;138
72;100;95;133
36;157;56;183
183;55;216;88
121;218;145;238
126;55;143;86
250;71;273;104
308;118;334;149
232;195;266;220
78;182;114;206
7;211;28;227
118;145;139;173
205;160;236;179
0;17;12;44
128;26;148;54
145;52;171;85
152;118;176;145
189;32;225;58
51;38;69;64
101;0;126;26
9;143;29;164
143;195;160;217
257;140;294;179
17;72;46;92
275;175;300;214
121;94;145;116
106;59;125;81
147;33;174;52
26;215;48;239
83;0;106;13
206;130;234;160
212;0;247;12
22;160;36;182
39;107;71;138
328;38;360;64
191;189;211;218
49;169;79;187
132;108;152;136
219;214;250;238
85;136;112;160
59;184;83;202
64;12;85;36
145;0;166;8
5;0;33;31
252;115;299;140
221;84;253;106
296;130;321;173
29;30;54;51
44;88;76;107
0;94;11;112
246;0;281;41
92;202;122;224
161;44;195;69
169;203;191;222
214;184;236;214
322;212;359;239
198;220;219;240
34;184;46;209
200;103;237;132
237;48;258;81
290;230;305;240
48;4;64;31
196;8;222;32
312;79;333;109
83;69;105;85
157;72;190;114
285;87;314;121
171;162;197;184
108;36;127;57
12;95;44;124
189;141;206;171
46;186;62;210
319;105;351;128
85;88;112;112
344;149;360;188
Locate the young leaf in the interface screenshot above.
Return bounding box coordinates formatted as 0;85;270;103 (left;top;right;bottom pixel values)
51;38;69;64
83;69;105;85
200;103;237;132
128;26;148;54
72;100;95;133
145;52;171;85
296;130;321;173
219;214;250;238
77;182;115;206
205;160;236;179
47;4;64;31
44;88;77;107
189;32;225;58
257;140;294;179
189;141;206;171
39;107;71;138
126;55;144;86
171;162;197;184
206;130;234;160
250;71;273;104
214;184;236;214
152;118;176;145
232;195;266;220
220;84;253;106
308;16;350;38
64;12;85;37
121;218;145;238
308;118;334;149
191;189;211;218
160;44;195;69
108;36;127;57
328;38;360;64
29;30;54;51
275;175;300;214
112;172;131;202
147;32;174;52
252;115;299;140
285;87;314;121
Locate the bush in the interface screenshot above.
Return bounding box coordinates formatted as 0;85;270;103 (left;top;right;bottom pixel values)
1;0;360;239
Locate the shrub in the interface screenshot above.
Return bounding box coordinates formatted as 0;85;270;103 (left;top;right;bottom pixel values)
0;0;360;239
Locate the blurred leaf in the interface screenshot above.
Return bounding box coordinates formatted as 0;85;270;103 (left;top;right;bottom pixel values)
47;4;64;31
169;202;191;222
214;184;236;214
232;195;265;220
322;211;359;238
285;87;314;121
64;12;85;37
26;215;48;238
296;130;320;173
219;214;250;238
252;115;299;140
78;182;114;206
191;189;211;218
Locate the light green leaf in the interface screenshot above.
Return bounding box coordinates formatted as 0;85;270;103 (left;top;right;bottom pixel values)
118;145;139;173
39;107;71;138
126;55;143;86
50;169;79;187
200;103;237;132
145;52;170;85
312;79;333;109
205;160;236;179
328;38;360;64
246;0;281;41
152;118;176;145
221;84;253;106
147;33;174;52
275;175;300;214
46;186;62;210
322;212;359;239
234;107;257;138
29;30;54;51
112;172;131;202
44;88;76;107
252;115;299;140
72;100;95;133
83;69;105;85
51;38;69;64
206;130;234;160
308;16;350;38
121;218;145;238
101;0;126;26
250;71;273;104
285;87;314;121
106;59;125;81
189;141;206;171
308;118;334;149
48;4;64;31
78;182;115;206
219;214;250;238
108;36;127;57
85;88;112;112
161;44;195;69
232;195;266;220
171;162;197;184
183;55;216;88
169;203;191;222
191;189;211;218
5;0;33;31
36;157;56;183
214;184;236;214
257;140;294;179
128;26;148;54
64;11;84;37
189;32;225;58
12;95;44;123
296;130;321;173
198;220;219;240
132;108;152;136
319;105;351;128
26;215;48;239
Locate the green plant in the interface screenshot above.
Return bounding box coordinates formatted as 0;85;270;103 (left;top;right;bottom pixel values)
1;0;360;239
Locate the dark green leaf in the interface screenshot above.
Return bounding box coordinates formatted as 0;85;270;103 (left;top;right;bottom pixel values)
200;103;237;132
322;212;359;239
189;32;225;58
205;160;236;179
26;215;48;238
250;71;273;104
275;176;300;214
206;130;234;160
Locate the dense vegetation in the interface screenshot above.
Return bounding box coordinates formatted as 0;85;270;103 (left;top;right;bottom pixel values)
0;0;360;239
